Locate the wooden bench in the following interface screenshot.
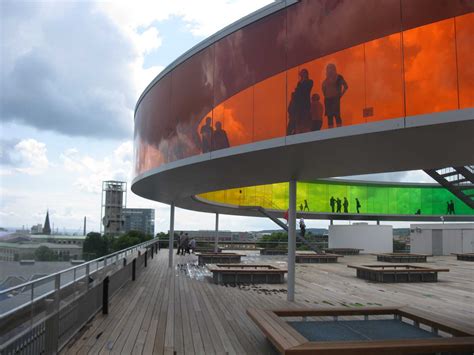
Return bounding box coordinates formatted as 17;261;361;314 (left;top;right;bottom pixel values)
376;253;429;263
324;248;363;255
196;252;244;265
194;247;222;253
452;253;474;261
247;306;474;354
260;249;288;255
295;253;341;263
348;264;449;283
207;264;287;284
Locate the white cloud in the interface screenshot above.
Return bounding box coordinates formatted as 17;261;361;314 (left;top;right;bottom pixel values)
96;0;273;97
60;141;134;194
13;139;49;175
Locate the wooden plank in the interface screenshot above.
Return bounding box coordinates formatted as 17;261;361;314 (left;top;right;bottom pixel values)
288;337;474;354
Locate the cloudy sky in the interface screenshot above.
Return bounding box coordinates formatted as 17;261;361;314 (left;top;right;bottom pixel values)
0;0;433;234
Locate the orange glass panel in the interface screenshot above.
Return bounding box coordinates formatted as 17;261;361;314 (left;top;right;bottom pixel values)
403;19;458;117
365;33;404;122
212;86;253;150
254;72;286;141
456;13;474;109
319;45;365;128
287;63;323;133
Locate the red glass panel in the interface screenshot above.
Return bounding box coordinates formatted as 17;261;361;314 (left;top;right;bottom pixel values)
214;10;286;105
286;0;401;69
403;19;458;117
456;13;474;109
134;73;172;174
401;0;474;31
171;46;214;160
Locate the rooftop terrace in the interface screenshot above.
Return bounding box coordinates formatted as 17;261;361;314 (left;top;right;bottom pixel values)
61;250;473;354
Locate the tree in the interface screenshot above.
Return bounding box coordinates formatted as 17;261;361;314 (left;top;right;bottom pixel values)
256;232;288;249
35;246;57;261
110;230;152;252
83;232;108;260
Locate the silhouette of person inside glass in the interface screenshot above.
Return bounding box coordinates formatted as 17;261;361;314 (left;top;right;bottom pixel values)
446;201;451;214
356;198;361;213
415;209;421;215
450;200;456;215
330;196;336;213
200;117;213;153
343;197;349;213
322;64;348;128
336;198;342;213
300;203;304;211
310;93;323;131
304;199;309;211
212;121;230;150
287;68;313;135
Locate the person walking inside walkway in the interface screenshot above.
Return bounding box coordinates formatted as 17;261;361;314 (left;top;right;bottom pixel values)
304;199;309;211
299;218;306;237
343;197;349;213
287;69;313;134
356;198;361;213
336;198;342;213
322;63;348;128
330;196;336;213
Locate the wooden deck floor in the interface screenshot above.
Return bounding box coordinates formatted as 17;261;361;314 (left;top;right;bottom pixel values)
63;250;474;354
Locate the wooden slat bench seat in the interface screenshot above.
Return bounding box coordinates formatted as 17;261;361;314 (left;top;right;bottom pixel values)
196;252;244;265
348;264;449;283
376;253;429;263
452;253;474;261
247;307;474;354
324;248;363;255
295;253;341;263
207;264;287;284
260;249;288;255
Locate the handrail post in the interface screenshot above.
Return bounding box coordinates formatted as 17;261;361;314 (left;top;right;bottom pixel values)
145;250;148;267
86;263;90;290
102;276;109;315
169;202;175;268
288;179;297;302
132;259;136;281
30;282;34;329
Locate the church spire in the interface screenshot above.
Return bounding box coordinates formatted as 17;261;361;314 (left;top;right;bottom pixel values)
43;210;51;235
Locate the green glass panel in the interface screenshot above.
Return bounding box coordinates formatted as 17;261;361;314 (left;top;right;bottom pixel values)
198;180;474;216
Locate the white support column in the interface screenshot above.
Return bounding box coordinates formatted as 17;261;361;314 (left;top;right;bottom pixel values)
169;202;175;268
288;180;297;302
214;213;219;253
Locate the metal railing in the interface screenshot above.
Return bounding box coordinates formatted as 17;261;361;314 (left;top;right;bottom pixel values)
0;238;160;354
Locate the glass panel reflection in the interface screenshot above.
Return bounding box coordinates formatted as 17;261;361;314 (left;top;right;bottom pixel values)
403;19;458;117
199;181;474;216
456;13;474;109
134;1;471;175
